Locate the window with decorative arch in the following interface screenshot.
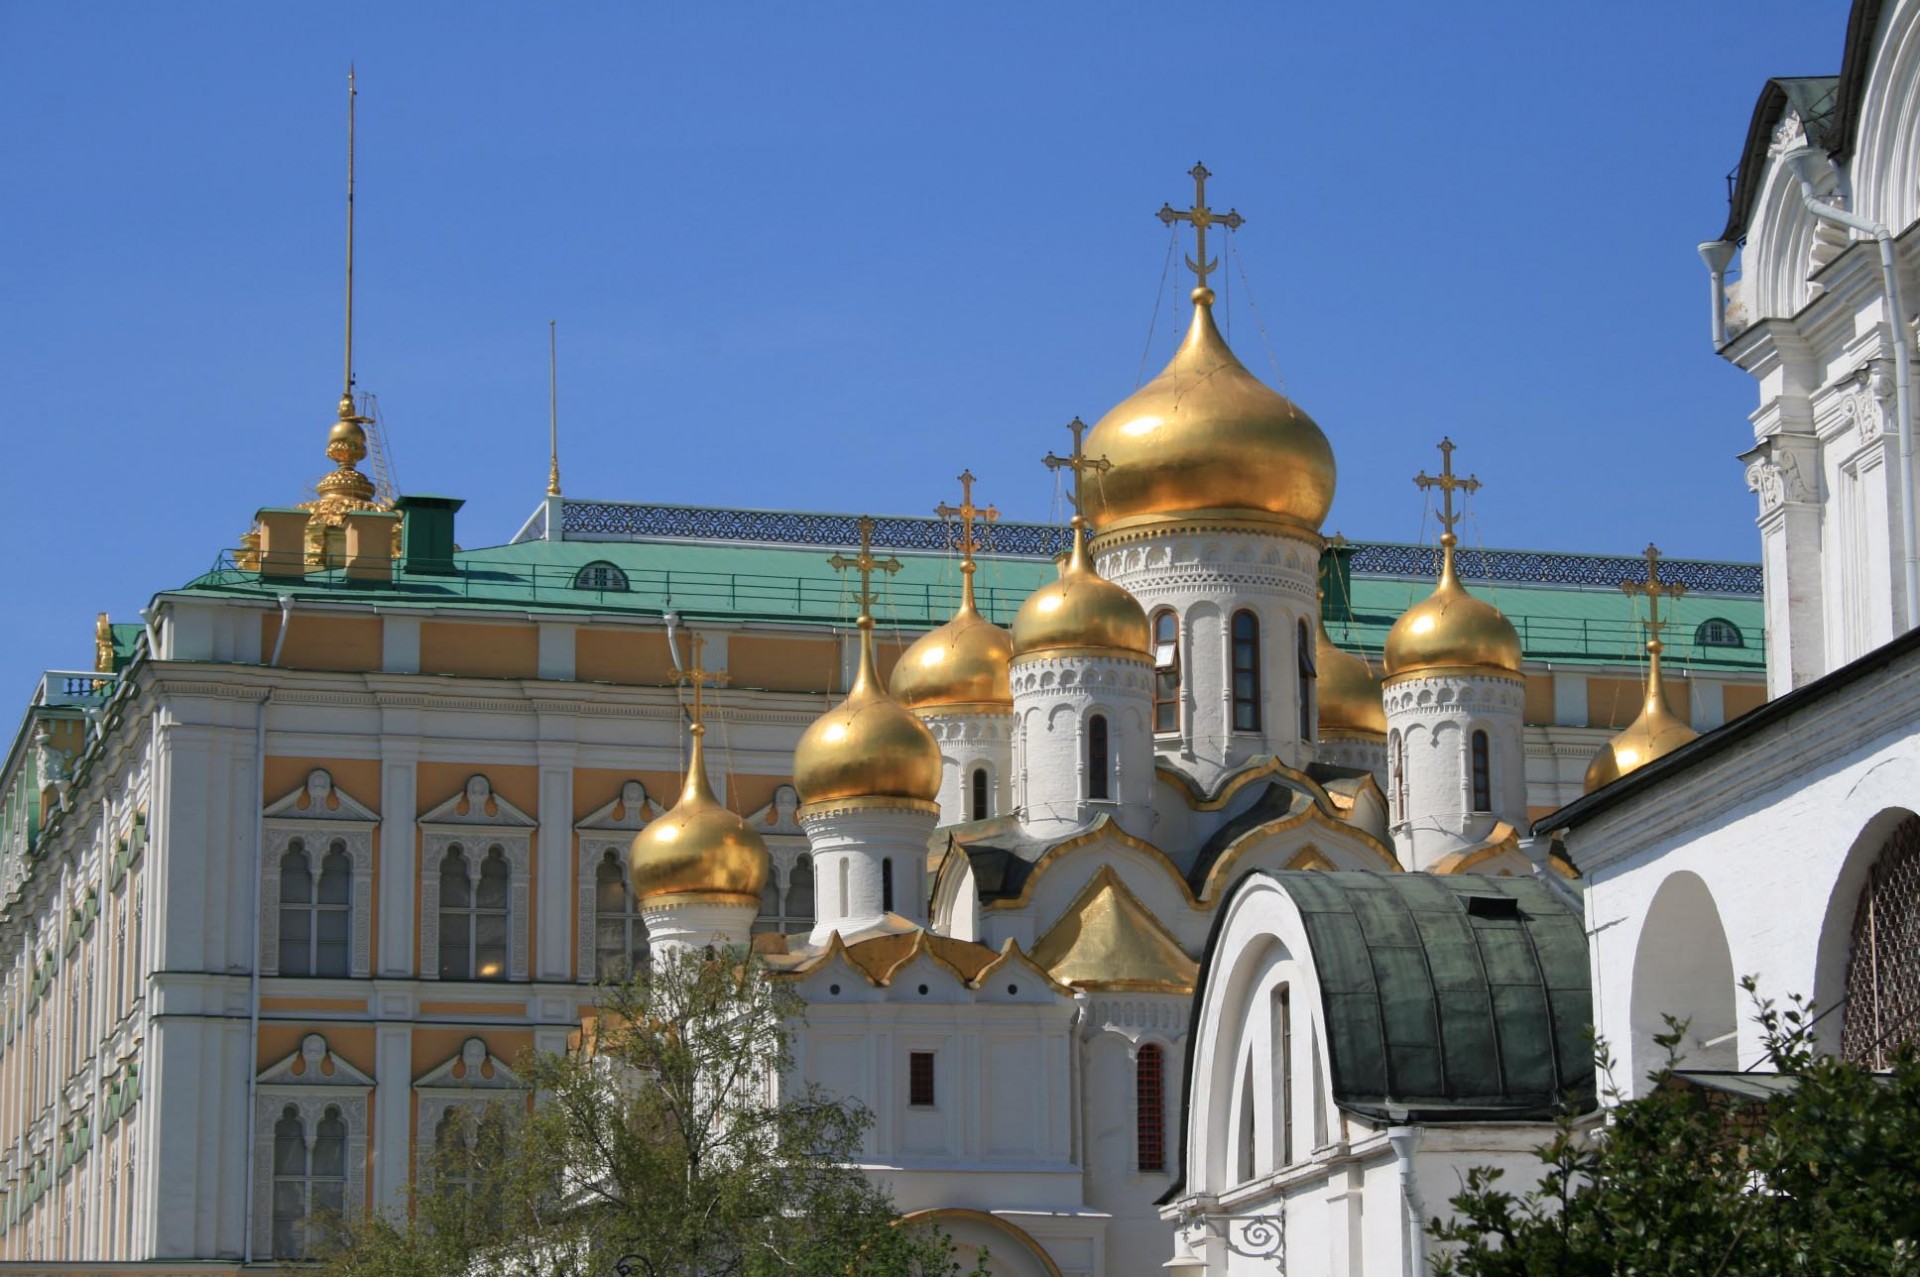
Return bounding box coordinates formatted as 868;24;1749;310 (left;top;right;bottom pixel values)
437;844;511;981
1232;611;1262;733
1151;608;1180;734
970;766;991;821
270;1103;346;1260
277;838;352;977
572;560;629;592
1695;618;1744;648
592;849;646;979
1088;714;1111;801
1135;1043;1166;1173
1841;815;1920;1069
1470;730;1492;813
1390;729;1406;822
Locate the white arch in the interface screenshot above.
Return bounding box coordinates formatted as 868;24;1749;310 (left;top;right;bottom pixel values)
1850;0;1920;233
1813;806;1919;1055
1628;870;1737;1092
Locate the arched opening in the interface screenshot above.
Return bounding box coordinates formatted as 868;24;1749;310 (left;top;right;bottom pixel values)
1630;870;1737;1089
1469;730;1491;813
1837;814;1920;1068
881;858;895;914
1087;715;1110;801
1390;730;1406;822
1232;611;1262;733
1813;808;1920;1057
1135;1044;1166;1173
970;767;990;821
1293;617;1311;740
1151;608;1180;734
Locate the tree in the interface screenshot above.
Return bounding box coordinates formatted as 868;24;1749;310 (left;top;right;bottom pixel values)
323;949;982;1277
1429;978;1920;1277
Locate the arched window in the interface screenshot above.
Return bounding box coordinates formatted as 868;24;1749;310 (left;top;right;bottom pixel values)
881;858;895;914
271;1105;346;1259
970;767;990;821
1151;609;1180;734
1088;715;1110;801
1272;985;1293;1166
1470;730;1492;813
1841;816;1920;1069
787;855;815;926
1390;730;1406;821
571;561;629;592
1295;618;1313;739
1695;618;1743;648
438;846;511;981
1135;1044;1166;1172
1232;611;1262;732
278;839;351;978
593;850;645;979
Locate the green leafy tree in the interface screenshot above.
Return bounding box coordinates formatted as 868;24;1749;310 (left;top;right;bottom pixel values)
323;949;983;1277
1429;977;1920;1277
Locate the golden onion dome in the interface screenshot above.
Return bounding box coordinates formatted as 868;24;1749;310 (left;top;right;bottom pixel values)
795;620;944;806
891;568;1013;712
629;725;770;904
1383;535;1523;680
1316;614;1386;738
1083;288;1335;537
1583;642;1699;792
1010;517;1151;660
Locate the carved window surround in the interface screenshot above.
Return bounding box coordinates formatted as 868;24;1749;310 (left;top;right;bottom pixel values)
419;776;535;983
251;1034;372;1261
574;781;659;983
413;1037;525;1192
260;770;377;980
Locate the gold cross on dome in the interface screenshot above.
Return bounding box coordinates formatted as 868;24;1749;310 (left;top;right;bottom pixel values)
828;516;903;620
935;469;999;568
1043;416;1112;517
1622;543;1687;648
674;631;727;733
1156;162;1245;291
1414;437;1482;538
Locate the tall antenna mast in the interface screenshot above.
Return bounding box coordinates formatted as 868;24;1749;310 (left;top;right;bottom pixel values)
547;320;562;496
344;65;357;401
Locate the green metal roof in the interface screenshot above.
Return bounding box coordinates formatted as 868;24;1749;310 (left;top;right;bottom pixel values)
167;528;1763;671
1260;870;1595;1123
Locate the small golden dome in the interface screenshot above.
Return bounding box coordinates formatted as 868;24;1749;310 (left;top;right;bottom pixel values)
1316;615;1386;738
1011;518;1151;660
1083;289;1335;537
891;570;1013;711
1383;536;1523;680
629;725;770;904
795;620;944;805
1583;643;1699;792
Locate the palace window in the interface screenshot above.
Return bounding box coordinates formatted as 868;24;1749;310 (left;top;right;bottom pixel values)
1088;715;1111;801
438;845;511;982
433;1106;507;1201
909;1051;937;1107
271;1104;346;1260
1135;1043;1166;1173
1470;731;1492;813
971;767;990;821
593;850;646;980
277;839;352;978
1232;611;1262;733
1151;609;1180;734
1695;618;1743;648
572;560;629;592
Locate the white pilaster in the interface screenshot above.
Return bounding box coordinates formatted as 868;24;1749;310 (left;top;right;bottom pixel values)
377;745;418;977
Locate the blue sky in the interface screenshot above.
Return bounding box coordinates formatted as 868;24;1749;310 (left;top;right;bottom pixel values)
0;1;1844;696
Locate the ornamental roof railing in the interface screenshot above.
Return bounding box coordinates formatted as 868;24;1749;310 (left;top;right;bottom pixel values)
553;499;1763;596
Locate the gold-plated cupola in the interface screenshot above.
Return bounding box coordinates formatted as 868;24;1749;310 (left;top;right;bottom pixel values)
892;472;1014;712
1585;545;1701;791
628;633;771;904
794;518;946;806
1011;420;1150;661
1384;439;1522;681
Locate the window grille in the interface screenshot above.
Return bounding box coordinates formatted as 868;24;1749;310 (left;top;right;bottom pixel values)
571;561;629;591
909;1051;936;1107
1842;815;1920;1069
1695;618;1744;648
1136;1044;1166;1172
1088;716;1110;801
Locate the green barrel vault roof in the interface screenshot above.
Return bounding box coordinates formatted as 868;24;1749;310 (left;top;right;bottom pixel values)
1256;870;1595;1123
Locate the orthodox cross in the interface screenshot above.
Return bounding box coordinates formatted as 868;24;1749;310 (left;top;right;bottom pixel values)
936;470;999;568
675;631;726;733
828;516;903;621
1156;162;1245;291
1043;417;1112;517
1414;437;1481;539
1623;543;1687;649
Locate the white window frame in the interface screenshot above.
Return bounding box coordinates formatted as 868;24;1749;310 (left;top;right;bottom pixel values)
419;776;534;983
414;1037;526;1193
260;770;376;980
251;1034;371;1260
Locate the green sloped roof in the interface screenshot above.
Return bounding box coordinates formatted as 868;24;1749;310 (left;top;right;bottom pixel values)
1261;870;1595;1122
169;529;1763;670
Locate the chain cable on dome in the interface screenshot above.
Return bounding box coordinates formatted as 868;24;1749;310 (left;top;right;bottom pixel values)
1229;236;1288;393
1136;223;1179;389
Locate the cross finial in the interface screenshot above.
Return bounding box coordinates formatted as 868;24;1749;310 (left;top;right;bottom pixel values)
936;470;998;608
827;516;903;629
1413;436;1482;546
1156;162;1245;293
1622;543;1687;653
1043;417;1112;521
674;631;727;736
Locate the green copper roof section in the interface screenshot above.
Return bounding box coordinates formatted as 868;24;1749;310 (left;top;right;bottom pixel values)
1262;870;1595;1123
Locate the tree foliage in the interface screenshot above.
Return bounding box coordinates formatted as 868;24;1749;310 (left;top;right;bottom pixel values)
323;950;980;1277
1430;978;1920;1277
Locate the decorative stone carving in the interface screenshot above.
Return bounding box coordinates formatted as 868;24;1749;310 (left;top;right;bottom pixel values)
413;1037;525;1188
261;770;378;979
574;780;660;982
1768;110;1808;158
252;1034;372;1260
1745;448;1811;511
419;776;536;982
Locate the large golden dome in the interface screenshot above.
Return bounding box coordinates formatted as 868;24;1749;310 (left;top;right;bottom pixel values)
891;570;1013;712
1011;519;1151;660
629;726;770;904
1316;614;1386;738
1584;643;1699;791
795;620;944;806
1083;288;1335;538
1383;536;1523;680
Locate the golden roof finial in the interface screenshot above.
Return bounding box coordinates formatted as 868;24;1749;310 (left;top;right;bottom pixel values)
1583;544;1699;791
546;319;562;497
1043;415;1112;555
319;65;374;506
343;64;357;407
1623;543;1685;657
935;469;998;609
1156;162;1244;298
828;516;904;633
675;630;726;739
1414;436;1481;579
